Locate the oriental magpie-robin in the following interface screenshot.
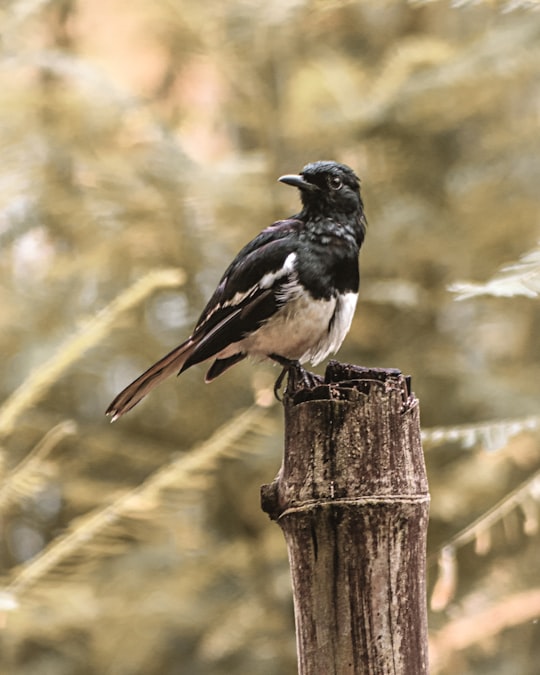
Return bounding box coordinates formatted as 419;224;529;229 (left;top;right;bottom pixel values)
106;160;366;420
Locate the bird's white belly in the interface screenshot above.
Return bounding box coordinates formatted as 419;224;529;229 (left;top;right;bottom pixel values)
219;291;358;365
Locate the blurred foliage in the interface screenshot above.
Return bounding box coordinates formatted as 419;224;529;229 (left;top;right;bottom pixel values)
1;0;540;673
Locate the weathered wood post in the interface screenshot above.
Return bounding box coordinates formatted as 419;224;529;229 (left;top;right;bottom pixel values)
261;361;429;675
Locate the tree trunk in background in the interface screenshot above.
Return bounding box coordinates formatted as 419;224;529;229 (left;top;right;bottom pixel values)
261;362;429;675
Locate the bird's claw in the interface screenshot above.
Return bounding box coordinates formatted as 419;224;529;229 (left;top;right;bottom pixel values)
272;357;323;401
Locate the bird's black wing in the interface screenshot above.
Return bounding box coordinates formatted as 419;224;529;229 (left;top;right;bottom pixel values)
180;219;304;371
105;219;304;420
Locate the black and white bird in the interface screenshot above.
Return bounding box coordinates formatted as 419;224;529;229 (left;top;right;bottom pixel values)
106;160;367;420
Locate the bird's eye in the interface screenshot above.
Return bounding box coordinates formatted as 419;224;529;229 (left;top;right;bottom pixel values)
328;175;343;190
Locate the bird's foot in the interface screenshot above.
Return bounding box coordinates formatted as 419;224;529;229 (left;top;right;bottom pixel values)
270;355;323;401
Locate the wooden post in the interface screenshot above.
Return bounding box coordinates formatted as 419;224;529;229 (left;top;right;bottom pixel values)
261;361;429;675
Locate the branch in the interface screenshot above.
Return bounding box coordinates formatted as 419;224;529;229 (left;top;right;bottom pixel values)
0;268;185;439
430;588;540;673
0;404;268;604
430;468;540;609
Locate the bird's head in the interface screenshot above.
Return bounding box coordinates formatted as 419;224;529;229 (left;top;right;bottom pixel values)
279;160;364;219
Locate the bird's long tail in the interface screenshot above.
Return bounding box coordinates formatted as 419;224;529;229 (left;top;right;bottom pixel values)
105;340;194;421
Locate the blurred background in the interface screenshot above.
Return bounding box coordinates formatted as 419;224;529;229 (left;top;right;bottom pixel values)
0;0;540;673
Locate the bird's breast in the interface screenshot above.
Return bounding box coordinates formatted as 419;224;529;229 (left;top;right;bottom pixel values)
231;290;358;365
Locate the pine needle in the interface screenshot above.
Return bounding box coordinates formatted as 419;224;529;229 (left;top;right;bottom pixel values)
1;404;271;604
0;420;76;512
422;414;540;451
430;467;540;564
449;243;540;299
430;547;457;612
0;269;185;440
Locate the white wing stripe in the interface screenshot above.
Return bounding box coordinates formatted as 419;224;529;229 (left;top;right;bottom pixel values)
221;252;298;310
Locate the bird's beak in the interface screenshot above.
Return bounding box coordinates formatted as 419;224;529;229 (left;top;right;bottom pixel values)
278;174;318;191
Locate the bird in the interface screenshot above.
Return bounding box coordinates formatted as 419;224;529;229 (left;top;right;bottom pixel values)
106;160;367;421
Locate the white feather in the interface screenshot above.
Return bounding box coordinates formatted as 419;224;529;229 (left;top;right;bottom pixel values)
320;291;358;361
260;252;297;289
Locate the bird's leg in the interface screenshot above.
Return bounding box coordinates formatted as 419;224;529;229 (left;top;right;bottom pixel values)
269;354;323;400
269;354;296;400
273;365;290;401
